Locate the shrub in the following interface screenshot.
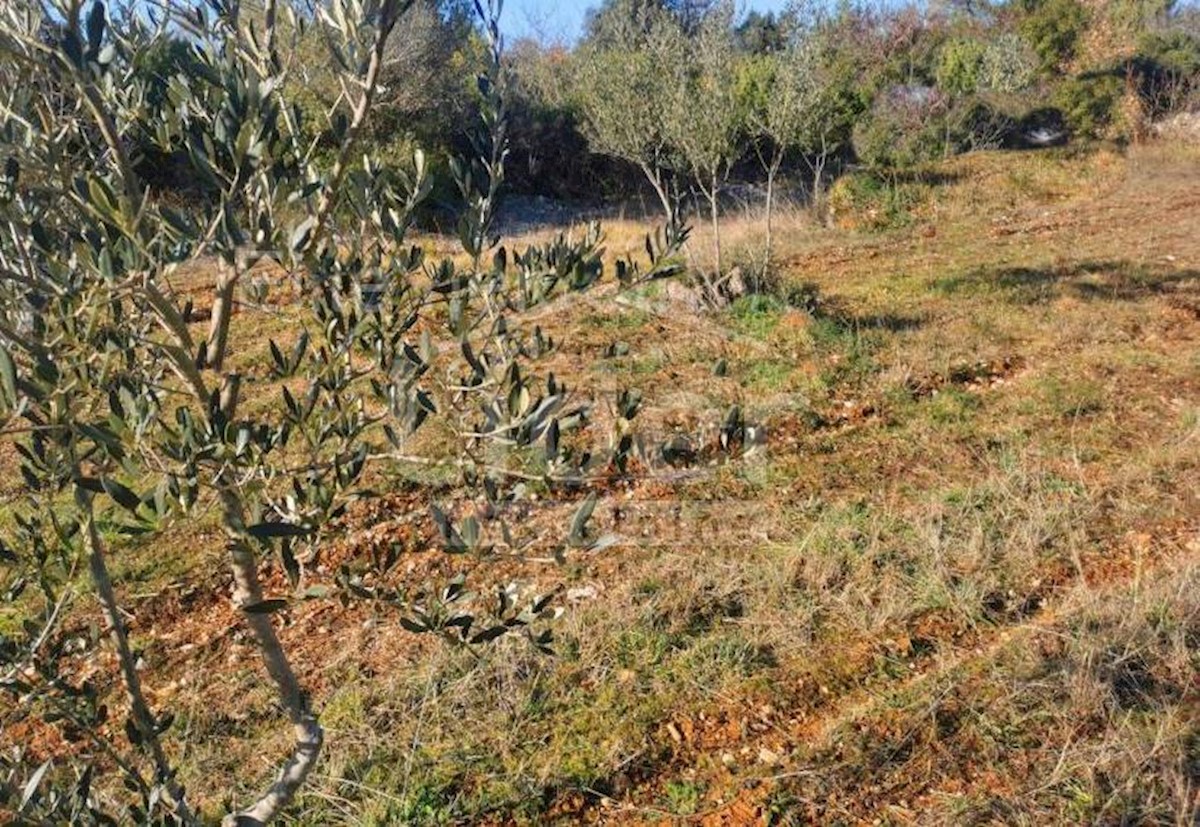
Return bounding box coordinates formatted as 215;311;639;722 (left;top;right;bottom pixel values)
1054;74;1125;138
948;97;1020;151
937;38;988;98
935;36;1027;153
979;33;1040;95
826;171;929;231
1129;29;1200;117
853;86;950;169
854;92;1016;168
1020;0;1090;73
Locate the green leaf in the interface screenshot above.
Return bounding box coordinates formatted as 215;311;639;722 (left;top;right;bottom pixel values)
87;176;118;219
243;599;289;614
246;522;313;539
470;625;508;645
62;29;83;67
29;221;52;251
86;1;106;58
78;423;124;456
0;345;16;406
290;216;316;253
100;478;141;514
461;516;480;550
290;331;309;372
235;425;251;456
268;339;286;374
18;759;50;814
282;385;299;418
544;419;560;461
569;493;597;545
113;522;154;537
280;540;300;587
431;505;467;553
461;340;484;376
400;617;427;633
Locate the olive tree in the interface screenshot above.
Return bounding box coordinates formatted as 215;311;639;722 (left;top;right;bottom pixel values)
663;0;740;280
740;36;823;276
572;2;685;222
0;0;689;822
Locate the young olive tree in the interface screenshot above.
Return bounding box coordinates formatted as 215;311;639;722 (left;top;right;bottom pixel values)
663;1;740;280
572;3;686;222
739;36;823;276
0;0;688;822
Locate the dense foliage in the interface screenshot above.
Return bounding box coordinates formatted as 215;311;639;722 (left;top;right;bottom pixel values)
545;0;1198;190
41;0;1200;214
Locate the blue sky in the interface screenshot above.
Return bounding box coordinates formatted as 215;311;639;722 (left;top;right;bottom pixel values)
498;0;793;44
499;0;1200;46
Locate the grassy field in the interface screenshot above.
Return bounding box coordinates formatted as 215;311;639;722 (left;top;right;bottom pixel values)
4;141;1198;825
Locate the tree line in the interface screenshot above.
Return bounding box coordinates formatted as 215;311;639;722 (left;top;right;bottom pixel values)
137;0;1200;276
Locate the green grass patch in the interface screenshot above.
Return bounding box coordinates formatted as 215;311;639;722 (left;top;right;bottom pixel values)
662;779;705;815
740;358;797;392
580;307;652;332
1034;376;1105;419
925;387;982;426
727;294;785;339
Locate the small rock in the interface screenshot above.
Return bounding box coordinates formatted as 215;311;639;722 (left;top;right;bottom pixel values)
664;280;705;313
566;585;598;602
758;747;781;766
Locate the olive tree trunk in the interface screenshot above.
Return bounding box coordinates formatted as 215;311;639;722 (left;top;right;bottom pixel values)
75;483;194;824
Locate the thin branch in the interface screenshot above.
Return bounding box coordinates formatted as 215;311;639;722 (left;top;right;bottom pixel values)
308;0;408;247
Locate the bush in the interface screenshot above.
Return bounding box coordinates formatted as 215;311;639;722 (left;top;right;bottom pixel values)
1129;29;1200;118
1020;0;1089;73
937;38;987;98
853;87;950;169
979;33;1040;95
506;100;597;197
1054;74;1125;139
948;98;1019;151
853;86;1014;169
827;170;930;231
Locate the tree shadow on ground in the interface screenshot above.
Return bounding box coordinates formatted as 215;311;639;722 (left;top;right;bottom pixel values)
930;260;1200;306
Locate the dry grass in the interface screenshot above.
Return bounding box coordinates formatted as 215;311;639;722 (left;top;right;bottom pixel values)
3;141;1198;824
